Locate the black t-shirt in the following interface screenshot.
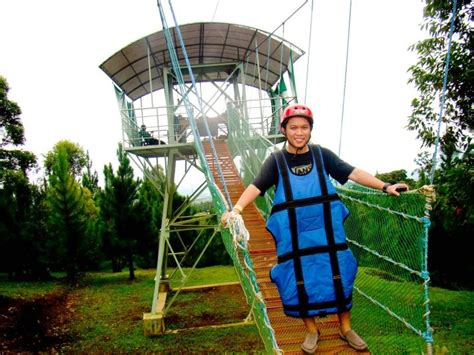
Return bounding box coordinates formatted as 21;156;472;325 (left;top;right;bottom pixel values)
252;144;355;195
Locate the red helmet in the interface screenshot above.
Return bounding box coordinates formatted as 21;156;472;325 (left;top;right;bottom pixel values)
280;104;313;133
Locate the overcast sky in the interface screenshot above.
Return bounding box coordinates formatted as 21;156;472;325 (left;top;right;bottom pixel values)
0;0;426;186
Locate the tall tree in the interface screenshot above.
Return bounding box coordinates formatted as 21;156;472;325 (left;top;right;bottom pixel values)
375;169;416;187
0;76;45;280
408;0;472;157
99;144;139;280
46;143;100;284
408;0;473;288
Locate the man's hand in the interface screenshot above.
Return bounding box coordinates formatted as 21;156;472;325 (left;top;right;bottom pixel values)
220;211;231;225
386;183;409;196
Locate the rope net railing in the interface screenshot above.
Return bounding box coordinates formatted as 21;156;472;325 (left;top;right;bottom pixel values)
338;184;434;353
220;213;282;353
225;105;435;352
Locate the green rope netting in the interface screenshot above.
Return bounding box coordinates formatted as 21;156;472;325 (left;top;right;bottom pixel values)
339;185;434;352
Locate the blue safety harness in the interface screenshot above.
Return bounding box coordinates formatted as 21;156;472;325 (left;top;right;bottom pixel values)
268;144;357;318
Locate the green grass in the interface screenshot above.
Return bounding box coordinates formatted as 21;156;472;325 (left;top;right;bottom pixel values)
1;265;473;353
429;286;474;353
66;267;263;352
0;272;68;299
169;264;241;287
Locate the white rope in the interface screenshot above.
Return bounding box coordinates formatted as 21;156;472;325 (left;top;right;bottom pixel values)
226;212;250;248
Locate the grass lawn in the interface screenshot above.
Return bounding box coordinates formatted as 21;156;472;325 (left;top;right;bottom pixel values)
0;265;472;353
0;266;264;353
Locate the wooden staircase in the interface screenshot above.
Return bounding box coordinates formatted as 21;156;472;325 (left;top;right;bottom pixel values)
203;140;361;354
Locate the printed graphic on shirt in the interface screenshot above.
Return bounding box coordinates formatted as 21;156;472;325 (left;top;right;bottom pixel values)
291;163;312;175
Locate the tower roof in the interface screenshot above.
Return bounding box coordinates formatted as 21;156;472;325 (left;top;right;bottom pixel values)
100;22;304;101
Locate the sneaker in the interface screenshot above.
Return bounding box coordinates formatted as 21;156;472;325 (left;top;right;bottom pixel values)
301;330;320;354
339;329;368;352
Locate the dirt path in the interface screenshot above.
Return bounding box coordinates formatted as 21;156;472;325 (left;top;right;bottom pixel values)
0;291;77;353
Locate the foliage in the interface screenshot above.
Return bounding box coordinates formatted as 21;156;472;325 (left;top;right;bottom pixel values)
0;75;36;181
407;0;473;154
375;169;416;187
407;0;473;289
134;167;164;268
0;76;230;283
44;140;88;178
0;76;47;280
81;151;99;197
426;147;473;289
0;173;50;280
0;76;24;147
0;76;36;173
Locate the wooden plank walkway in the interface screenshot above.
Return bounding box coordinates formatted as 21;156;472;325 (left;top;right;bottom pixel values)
204;140;363;354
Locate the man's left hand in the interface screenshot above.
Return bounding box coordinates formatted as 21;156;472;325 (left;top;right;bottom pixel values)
386;183;409;196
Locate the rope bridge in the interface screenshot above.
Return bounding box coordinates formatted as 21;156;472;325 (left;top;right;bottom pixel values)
207;139;434;353
155;1;434;352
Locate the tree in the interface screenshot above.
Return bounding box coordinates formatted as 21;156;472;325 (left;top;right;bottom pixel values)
0;75;36;185
1;76;24;147
0;170;50;280
134;167;164;268
99;144;139;279
375;169;416;188
408;0;473;288
46;144;100;284
44;140;88;177
407;0;472;156
0;76;46;280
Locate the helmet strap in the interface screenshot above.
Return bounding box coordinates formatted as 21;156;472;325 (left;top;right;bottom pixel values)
285;133;311;158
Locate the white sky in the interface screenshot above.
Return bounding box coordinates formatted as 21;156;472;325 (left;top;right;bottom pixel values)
0;0;426;186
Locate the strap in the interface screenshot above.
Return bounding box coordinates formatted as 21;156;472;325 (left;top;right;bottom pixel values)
278;243;348;264
271;193;340;215
274;151;310;318
312;145;347;312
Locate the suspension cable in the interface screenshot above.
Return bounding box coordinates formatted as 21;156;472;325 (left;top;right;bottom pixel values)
303;0;314;104
157;0;233;208
168;1;233;206
429;0;458;184
337;0;352;157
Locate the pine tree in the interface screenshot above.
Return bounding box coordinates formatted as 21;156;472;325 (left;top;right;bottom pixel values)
46;144;100;284
99;144;139;279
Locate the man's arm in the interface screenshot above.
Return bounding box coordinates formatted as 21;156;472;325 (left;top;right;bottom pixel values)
348;168;408;196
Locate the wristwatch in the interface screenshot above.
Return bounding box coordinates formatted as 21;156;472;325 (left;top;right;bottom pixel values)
233;204;243;214
382;183;392;193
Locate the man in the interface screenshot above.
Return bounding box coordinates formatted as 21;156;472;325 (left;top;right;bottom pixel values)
221;103;408;354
